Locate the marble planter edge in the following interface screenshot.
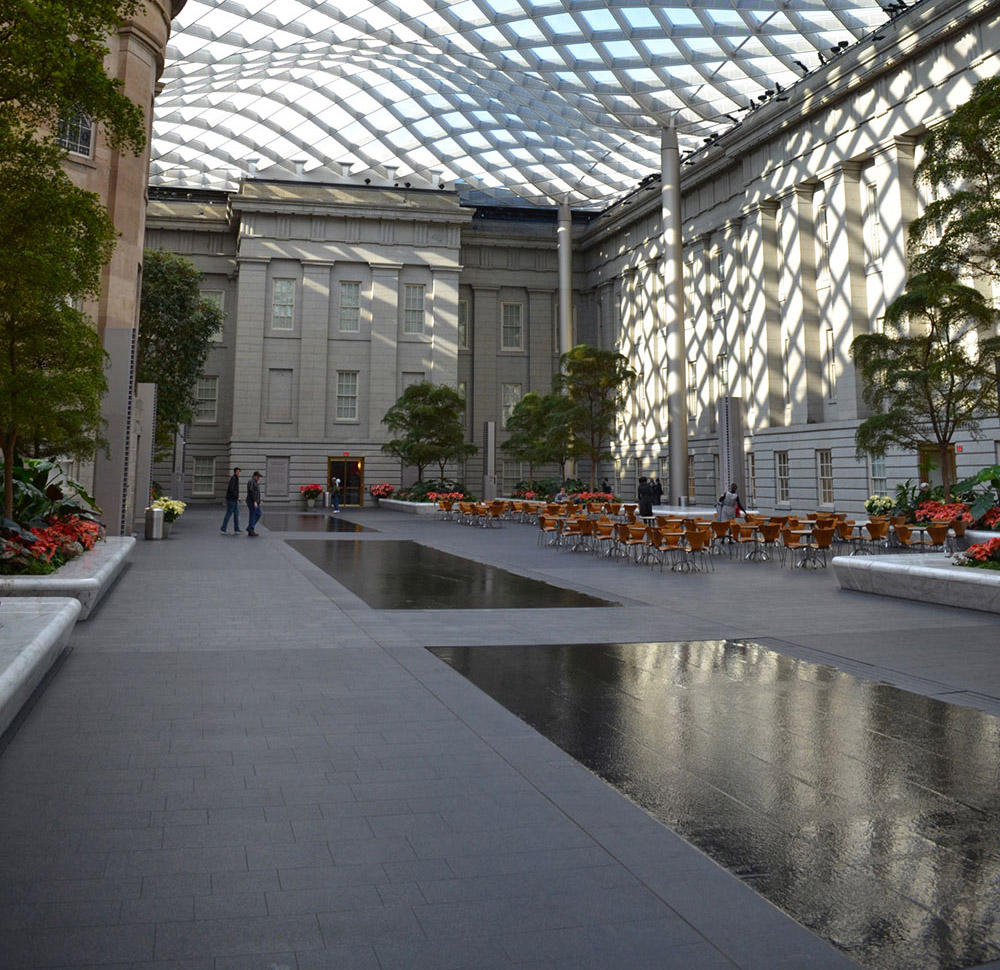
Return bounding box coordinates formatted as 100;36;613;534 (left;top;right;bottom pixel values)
0;536;135;620
0;598;81;739
832;554;1000;614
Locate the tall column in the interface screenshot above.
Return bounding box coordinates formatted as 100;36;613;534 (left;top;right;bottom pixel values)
300;262;332;440
367;263;402;433
743;200;783;428
661;123;688;505
881;137;919;307
429;267;460;385
825;163;870;419
789;186;823;423
557;202;574;359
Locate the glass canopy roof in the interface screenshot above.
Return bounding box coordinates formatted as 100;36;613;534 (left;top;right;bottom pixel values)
152;0;893;206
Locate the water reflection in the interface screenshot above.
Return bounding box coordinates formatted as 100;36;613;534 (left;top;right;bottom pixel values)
262;512;368;532
429;640;1000;970
287;540;618;610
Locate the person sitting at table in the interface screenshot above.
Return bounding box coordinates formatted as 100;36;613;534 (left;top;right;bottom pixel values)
554;486;570;503
637;476;654;520
717;482;743;521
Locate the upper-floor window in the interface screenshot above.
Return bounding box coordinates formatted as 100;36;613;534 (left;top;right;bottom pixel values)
201;290;224;342
272;279;295;330
825;328;837;401
403;284;425;333
501;302;523;349
458;299;469;348
817;204;831;278
194;376;218;423
339;281;361;332
336;371;358;420
866;182;883;264
57;110;93;157
686;360;697;421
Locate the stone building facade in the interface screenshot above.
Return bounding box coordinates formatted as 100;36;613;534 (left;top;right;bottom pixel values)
145;0;1000;514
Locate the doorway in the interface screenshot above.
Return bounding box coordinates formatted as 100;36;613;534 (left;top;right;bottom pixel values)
327;457;365;507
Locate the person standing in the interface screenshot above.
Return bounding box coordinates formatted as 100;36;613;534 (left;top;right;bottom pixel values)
601;477;612;495
332;476;341;512
220;467;241;534
637;476;654;520
717;482;742;521
650;475;663;506
246;471;262;536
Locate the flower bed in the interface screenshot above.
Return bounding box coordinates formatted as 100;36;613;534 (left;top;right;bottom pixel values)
955;536;1000;571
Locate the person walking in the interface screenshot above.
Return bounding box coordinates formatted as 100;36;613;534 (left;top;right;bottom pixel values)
220;467;241;534
637;476;654;520
246;471;262;536
717;482;743;521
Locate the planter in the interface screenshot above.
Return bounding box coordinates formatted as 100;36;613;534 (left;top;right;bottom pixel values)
0;536;135;620
305;498;316;509
377;498;437;515
0;598;81;738
833;553;1000;615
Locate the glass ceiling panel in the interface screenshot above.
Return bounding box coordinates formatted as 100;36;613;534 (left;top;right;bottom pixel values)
153;0;893;206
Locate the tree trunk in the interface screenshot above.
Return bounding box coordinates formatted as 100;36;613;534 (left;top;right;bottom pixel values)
2;433;16;521
940;442;953;501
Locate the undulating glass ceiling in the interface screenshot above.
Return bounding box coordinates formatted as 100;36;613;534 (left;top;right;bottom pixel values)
152;0;893;206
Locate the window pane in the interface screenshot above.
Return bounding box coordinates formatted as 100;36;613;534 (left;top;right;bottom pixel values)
336;371;358;419
501;303;522;349
458;300;469;348
195;376;218;422
404;284;425;333
340;281;360;331
870;454;887;494
817;449;834;504
192;457;215;495
57;110;93;156
273;279;295;330
776;450;790;503
501;382;521;426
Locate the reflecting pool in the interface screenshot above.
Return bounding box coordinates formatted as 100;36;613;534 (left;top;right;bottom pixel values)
262;512;369;532
287;540;619;610
430;640;1000;970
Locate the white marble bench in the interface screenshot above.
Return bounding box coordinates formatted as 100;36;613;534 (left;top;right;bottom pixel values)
0;536;135;619
832;553;1000;615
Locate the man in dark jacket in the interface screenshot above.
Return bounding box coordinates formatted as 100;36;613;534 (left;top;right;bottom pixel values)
246;471;262;536
220;467;241;534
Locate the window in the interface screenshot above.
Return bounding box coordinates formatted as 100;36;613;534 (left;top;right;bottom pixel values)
502;460;524;495
818;205;831;277
272;279;295;330
783;336;791;408
712;250;726;319
339;281;360;331
816;449;834;505
745;452;757;507
873;315;885;334
687;455;696;500
458;299;469;348
57;109;93;157
775;450;790;503
501;382;522;427
866;183;882;263
687;360;697;420
403;284;425;333
870;454;887;495
336;371;358;420
192;457;215;496
194;376;218;423
825;328;837;400
502;302;523;349
201;290;224;341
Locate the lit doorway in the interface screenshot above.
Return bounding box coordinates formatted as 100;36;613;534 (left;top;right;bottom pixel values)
327;457;365;507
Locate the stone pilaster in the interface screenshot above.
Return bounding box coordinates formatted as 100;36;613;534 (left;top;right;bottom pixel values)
300;262;332;440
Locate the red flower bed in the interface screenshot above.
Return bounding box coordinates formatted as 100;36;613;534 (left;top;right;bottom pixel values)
914;501;973;524
962;536;1000;569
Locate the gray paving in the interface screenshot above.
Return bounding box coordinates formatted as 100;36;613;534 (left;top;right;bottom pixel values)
2;505;1000;969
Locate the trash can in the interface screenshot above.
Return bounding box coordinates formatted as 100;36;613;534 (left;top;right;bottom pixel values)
144;506;165;539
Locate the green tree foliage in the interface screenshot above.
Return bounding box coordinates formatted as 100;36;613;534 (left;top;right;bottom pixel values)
501;391;575;481
0;132;115;519
381;382;477;482
850;268;1000;499
0;0;146;153
138;250;225;456
554;345;637;489
908;76;1000;282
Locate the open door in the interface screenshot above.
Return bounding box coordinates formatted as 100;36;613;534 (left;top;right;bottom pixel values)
327;457;365;507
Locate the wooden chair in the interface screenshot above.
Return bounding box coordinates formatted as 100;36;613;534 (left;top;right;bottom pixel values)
811;526;836;567
925;522;951;553
680;528;713;572
537;514;561;546
757;521;782;562
709;519;732;555
623;522;650;562
779;527;810;568
435;499;455;521
594;518;618;556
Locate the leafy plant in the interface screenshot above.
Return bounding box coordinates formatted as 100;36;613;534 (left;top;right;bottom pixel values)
0;456;101;528
952;464;1000;524
396;478;472;502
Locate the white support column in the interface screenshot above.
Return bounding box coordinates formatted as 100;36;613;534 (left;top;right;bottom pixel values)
557;201;574;359
661;123;688;506
300;262;332;440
